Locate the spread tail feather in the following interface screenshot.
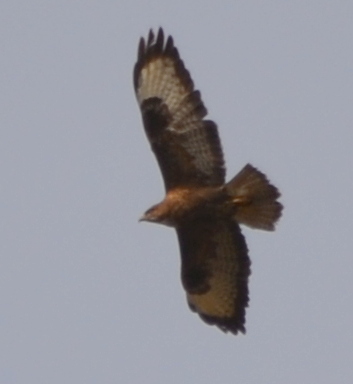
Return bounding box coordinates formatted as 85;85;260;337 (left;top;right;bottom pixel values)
226;164;283;231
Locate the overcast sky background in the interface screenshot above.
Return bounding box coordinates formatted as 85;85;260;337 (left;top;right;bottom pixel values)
1;1;352;383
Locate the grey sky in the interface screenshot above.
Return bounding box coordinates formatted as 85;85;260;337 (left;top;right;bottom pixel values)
1;1;352;383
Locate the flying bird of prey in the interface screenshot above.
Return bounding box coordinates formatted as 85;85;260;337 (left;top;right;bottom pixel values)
133;28;283;335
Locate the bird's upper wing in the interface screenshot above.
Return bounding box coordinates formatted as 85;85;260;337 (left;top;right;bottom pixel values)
134;28;225;191
176;218;251;334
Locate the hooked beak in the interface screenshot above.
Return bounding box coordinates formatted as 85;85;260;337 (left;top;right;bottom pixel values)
139;213;147;222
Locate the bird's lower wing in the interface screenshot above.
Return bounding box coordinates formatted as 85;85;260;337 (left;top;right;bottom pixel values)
176;218;251;334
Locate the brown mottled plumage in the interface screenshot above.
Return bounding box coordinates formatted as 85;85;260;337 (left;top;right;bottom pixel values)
134;28;283;335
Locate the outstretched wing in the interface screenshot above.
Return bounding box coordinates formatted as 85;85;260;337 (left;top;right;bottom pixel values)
134;28;225;191
176;218;251;334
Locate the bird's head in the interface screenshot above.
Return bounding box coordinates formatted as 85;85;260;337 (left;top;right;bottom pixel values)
139;205;160;223
139;203;174;227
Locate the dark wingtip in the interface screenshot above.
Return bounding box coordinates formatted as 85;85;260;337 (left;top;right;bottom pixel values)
147;29;155;46
137;37;145;61
165;35;174;53
156;27;164;49
200;313;247;335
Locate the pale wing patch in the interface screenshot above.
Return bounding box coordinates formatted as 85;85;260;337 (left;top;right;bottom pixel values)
178;125;220;178
187;223;240;318
136;57;189;114
168;91;204;127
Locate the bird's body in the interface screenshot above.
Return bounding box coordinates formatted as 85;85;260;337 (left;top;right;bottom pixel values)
134;28;283;334
142;185;228;226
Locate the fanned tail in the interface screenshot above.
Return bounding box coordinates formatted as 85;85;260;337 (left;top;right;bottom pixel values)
226;164;283;231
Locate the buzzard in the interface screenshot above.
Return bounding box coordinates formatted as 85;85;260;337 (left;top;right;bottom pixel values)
134;28;282;334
